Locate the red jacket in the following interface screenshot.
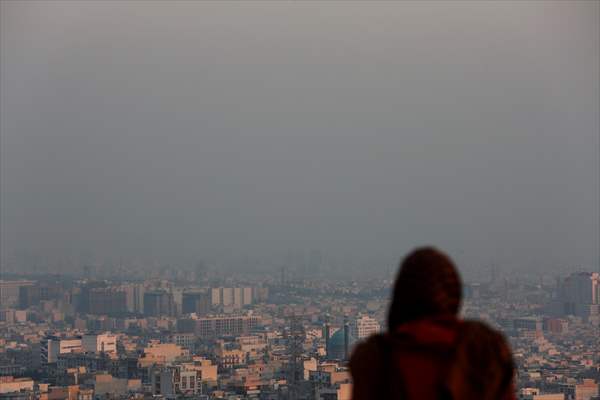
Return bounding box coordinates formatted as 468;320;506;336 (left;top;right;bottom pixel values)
350;318;516;400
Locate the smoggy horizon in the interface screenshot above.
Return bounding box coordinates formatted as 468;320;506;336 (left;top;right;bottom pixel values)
1;1;598;279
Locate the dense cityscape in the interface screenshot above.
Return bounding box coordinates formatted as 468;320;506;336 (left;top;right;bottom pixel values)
1;262;598;400
2;1;598;399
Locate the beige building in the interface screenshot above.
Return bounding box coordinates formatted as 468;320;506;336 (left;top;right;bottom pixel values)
211;288;221;306
149;359;217;397
337;382;352;400
0;376;34;394
576;379;599;400
352;315;381;340
233;288;243;309
44;338;83;363
39;384;81;400
215;341;246;368
94;374;141;397
243;287;253;305
303;358;318;380
141;343;189;365
181;357;218;383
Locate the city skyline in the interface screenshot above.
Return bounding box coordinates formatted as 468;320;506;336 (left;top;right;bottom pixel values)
1;2;598;399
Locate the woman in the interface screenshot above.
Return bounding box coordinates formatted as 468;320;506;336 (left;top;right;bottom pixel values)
350;247;516;400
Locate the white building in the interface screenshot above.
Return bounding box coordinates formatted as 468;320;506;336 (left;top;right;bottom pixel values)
123;284;145;314
208;287;256;308
221;288;234;306
352;315;380;340
210;288;221;306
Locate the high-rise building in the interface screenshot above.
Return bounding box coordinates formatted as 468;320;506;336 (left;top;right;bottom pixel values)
563;273;597;306
177;314;260;338
286;316;305;400
210;288;221;306
18;283;61;309
18;286;41;309
144;290;176;317
76;281;108;313
326;322;356;361
591;272;600;305
233;288;243;309
242;287;253;306
221;288;234;306
123;284;145;314
182;291;210;315
207;287;258;308
0;281;34;307
556;272;600;323
352;315;381;340
89;288;127;316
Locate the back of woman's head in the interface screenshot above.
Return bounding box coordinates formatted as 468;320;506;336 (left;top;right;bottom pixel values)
388;247;462;330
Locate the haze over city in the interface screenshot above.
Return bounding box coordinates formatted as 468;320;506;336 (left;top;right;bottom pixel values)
1;1;598;279
1;3;600;400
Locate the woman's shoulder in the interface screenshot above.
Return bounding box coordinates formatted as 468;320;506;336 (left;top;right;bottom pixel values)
447;319;515;399
349;334;390;400
350;333;387;360
350;333;386;367
456;319;513;363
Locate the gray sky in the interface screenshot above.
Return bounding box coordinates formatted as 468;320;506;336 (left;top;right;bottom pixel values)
1;1;598;276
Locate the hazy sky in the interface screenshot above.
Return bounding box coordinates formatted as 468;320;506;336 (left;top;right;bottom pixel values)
1;1;598;276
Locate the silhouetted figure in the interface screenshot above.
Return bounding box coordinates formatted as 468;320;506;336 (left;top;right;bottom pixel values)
350;247;516;400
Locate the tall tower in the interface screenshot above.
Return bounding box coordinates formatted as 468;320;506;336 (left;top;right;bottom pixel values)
343;316;350;361
323;313;331;358
591;272;599;305
324;324;330;357
286;316;305;400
